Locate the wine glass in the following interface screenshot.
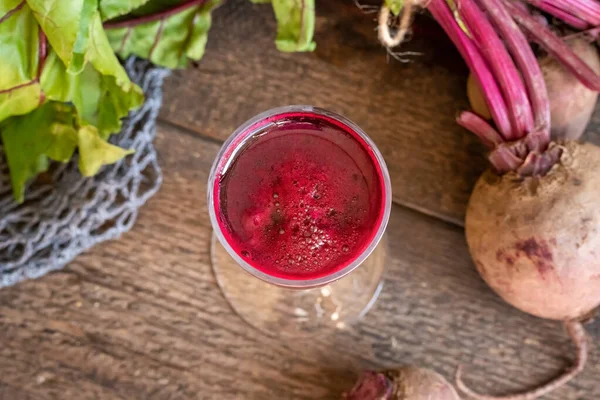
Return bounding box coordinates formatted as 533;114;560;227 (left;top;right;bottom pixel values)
208;106;392;337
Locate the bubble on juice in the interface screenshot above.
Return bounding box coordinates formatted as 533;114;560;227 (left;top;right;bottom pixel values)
342;245;350;253
279;229;285;235
311;184;323;200
241;250;250;258
273;193;279;199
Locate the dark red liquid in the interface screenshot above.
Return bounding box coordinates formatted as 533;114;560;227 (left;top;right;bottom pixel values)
215;112;385;280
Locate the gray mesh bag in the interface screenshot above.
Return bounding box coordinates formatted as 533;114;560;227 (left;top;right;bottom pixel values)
0;58;169;287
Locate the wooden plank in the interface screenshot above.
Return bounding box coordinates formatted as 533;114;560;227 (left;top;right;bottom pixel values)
0;123;598;399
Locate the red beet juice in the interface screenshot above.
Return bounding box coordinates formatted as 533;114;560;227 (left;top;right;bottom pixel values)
213;111;386;281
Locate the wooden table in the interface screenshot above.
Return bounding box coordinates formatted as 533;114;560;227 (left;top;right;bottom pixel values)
2;1;599;399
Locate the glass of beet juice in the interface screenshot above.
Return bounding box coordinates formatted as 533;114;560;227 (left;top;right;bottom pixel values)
208;106;391;337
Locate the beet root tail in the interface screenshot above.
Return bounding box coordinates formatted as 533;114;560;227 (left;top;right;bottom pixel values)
455;320;588;400
378;1;416;48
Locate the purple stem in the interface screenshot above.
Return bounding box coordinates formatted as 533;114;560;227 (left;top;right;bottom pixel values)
0;0;24;25
567;0;600;24
37;30;47;78
531;0;600;25
37;29;47;104
428;0;513;139
539;1;589;29
476;0;550;146
488;146;524;173
457;111;505;148
504;0;600;92
343;372;392;400
103;0;209;29
457;0;533;140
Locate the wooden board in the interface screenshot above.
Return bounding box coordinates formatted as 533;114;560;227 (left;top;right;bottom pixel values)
159;0;600;226
1;123;598;399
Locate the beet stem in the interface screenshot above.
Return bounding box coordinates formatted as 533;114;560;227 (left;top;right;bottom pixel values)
554;0;600;25
525;0;598;25
103;0;210;29
455;320;588;400
487;145;524;173
457;0;534;139
427;0;513;139
475;0;550;146
504;0;600;92
537;1;590;29
343;371;393;400
457;111;505;149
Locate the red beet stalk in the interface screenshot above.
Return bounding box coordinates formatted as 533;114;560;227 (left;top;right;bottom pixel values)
427;0;513;139
457;111;505;148
475;0;550;148
103;0;209;29
526;0;598;25
504;0;600;92
557;0;600;25
538;1;589;29
458;0;534;140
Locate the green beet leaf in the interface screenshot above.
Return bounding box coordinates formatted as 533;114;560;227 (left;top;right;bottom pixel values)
77;124;133;177
0;102;77;203
271;0;316;52
41;51;143;140
385;0;404;15
41;12;144;139
0;0;43;123
44;103;79;162
104;0;221;69
25;0;97;74
0;2;142;202
1;99;134;202
99;0;150;21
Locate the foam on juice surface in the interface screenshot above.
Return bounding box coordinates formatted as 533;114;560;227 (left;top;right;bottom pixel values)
217;115;384;280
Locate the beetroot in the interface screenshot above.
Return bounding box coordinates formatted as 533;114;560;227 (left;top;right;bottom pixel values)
466;141;600;321
343;368;460;400
540;38;600;141
421;0;600;398
374;0;600;396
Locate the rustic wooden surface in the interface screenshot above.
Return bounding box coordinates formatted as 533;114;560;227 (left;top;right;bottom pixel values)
1;0;600;399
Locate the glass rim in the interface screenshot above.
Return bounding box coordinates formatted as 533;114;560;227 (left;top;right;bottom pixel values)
207;105;392;289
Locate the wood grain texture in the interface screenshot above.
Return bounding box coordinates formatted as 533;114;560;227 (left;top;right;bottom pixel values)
0;123;598;399
159;0;600;226
159;0;484;226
